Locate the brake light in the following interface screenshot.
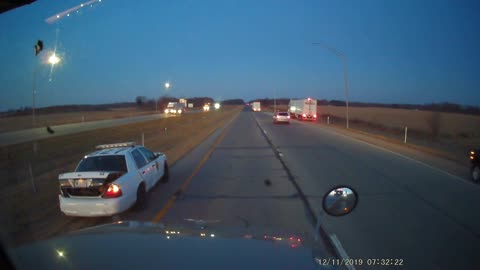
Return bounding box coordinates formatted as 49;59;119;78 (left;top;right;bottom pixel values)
103;184;122;198
302;114;306;117
314;114;317;118
287;116;290;119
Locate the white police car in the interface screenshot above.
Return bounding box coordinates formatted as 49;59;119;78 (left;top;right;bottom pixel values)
58;142;169;217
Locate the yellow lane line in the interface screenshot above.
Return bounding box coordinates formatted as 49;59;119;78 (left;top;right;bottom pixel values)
151;112;240;223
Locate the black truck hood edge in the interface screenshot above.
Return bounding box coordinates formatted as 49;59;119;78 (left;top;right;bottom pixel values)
7;221;339;270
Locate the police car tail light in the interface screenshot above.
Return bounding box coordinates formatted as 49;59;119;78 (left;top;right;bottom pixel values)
103;184;123;198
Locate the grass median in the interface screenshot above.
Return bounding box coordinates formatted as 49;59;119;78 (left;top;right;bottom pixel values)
0;107;159;133
0;105;242;246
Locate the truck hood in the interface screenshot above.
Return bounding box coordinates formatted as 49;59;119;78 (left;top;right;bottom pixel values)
7;221;339;270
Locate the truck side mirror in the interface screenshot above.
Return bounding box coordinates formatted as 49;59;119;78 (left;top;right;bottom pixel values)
322;186;358;216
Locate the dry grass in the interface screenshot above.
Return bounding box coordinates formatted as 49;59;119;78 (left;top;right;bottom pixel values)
0;107;156;133
318;106;480;138
264;104;480;139
0;106;241;245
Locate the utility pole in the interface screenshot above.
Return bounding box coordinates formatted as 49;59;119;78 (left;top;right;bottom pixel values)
274;89;277;113
32;40;44;127
312;42;350;128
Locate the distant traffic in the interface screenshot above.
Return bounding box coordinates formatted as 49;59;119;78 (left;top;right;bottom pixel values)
249;98;318;121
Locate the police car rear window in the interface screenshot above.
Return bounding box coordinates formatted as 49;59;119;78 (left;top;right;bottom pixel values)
278;112;289;116
76;155;127;172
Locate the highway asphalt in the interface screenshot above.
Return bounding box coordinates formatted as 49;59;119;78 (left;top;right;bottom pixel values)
58;107;479;269
122;107;321;243
253;111;480;270
0;113;176;146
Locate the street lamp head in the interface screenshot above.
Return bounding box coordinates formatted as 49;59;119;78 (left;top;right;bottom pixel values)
165;82;170;89
48;53;60;65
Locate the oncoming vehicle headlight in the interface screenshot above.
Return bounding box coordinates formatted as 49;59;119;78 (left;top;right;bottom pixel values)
164;109;169;113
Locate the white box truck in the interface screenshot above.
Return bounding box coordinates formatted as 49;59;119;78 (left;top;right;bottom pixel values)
252;101;261;112
288;98;317;120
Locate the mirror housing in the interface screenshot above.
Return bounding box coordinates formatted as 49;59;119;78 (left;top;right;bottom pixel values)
322;186;358;216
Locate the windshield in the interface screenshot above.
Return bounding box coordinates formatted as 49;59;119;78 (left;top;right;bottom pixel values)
1;1;479;269
76;155;127;172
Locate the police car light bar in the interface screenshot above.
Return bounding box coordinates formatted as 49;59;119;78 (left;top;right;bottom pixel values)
96;142;136;149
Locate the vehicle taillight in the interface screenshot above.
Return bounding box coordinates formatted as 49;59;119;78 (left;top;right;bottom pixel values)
302;114;306;117
314;114;317;118
287;116;290;119
103;184;122;198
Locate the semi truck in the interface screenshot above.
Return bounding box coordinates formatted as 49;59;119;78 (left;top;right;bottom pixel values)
252;101;261;112
288;98;317;120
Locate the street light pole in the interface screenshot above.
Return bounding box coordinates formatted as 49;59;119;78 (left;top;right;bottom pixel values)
164;81;170;113
312;42;350;129
274;89;277;113
341;55;350;129
165;82;170;98
32;66;38;126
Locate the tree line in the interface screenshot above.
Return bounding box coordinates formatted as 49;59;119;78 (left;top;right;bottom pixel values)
4;97;477;117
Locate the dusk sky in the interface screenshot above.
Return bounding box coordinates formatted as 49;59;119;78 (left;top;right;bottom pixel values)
1;0;479;111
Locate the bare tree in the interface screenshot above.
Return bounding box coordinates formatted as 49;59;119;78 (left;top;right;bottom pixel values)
135;96;147;107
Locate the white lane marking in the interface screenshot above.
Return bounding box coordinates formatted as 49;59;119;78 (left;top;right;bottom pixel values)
310;124;473;185
329;234;356;270
257;113;358;266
